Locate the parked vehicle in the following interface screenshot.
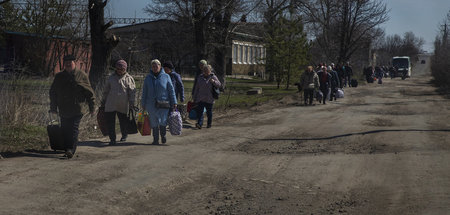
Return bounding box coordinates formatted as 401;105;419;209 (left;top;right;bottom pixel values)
392;56;411;80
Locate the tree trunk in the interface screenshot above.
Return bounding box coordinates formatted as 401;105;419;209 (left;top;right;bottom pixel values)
88;0;119;90
193;0;208;66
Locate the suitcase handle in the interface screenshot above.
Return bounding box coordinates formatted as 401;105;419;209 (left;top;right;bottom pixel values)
48;112;60;125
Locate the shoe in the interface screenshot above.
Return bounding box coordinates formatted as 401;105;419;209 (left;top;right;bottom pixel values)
120;136;127;142
195;123;202;129
109;140;116;146
152;141;159;145
161;136;166;144
206;124;211;128
65;150;73;159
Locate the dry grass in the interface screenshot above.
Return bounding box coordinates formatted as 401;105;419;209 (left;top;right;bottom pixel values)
0;75;101;153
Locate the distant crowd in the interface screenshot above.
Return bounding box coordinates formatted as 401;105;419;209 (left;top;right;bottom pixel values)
299;62;354;106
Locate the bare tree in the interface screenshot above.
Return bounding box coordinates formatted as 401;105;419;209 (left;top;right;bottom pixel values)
1;0;91;76
88;0;119;90
144;0;257;84
297;0;388;63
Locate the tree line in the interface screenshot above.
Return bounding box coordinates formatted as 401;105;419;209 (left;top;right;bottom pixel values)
431;10;450;90
0;0;426;90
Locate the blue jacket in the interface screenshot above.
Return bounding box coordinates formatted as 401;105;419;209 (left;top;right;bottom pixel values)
142;69;177;127
168;70;185;102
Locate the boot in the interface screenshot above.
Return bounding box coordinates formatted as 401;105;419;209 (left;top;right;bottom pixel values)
160;125;167;144
152;127;159;145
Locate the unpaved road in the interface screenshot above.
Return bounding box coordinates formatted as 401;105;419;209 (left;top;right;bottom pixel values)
1;57;450;214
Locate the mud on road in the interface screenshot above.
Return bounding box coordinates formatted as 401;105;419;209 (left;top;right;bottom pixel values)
1;59;450;214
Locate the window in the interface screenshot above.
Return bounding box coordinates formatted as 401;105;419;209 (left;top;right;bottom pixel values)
244;46;248;64
239;45;243;64
261;47;266;64
233;44;238;64
250;46;254;64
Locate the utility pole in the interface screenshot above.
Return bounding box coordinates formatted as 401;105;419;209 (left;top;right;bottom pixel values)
442;23;448;47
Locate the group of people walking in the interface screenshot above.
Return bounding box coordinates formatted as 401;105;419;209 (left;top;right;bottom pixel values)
49;55;221;159
299;62;353;106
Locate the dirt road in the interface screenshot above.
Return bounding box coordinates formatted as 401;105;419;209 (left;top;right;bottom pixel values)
1;57;450;214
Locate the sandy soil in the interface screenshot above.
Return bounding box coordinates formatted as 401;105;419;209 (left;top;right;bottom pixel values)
1;56;450;215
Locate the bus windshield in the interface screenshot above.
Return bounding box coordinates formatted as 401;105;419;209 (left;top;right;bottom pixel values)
393;58;409;69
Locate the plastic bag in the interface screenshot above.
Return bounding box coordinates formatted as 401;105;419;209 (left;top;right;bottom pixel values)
137;111;151;136
168;109;182;135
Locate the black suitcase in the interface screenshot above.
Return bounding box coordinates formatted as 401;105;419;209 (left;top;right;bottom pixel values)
47;114;65;151
351;79;358;87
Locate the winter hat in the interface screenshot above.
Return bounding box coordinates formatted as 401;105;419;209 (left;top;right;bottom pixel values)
163;61;174;69
115;60;127;70
199;59;207;66
327;66;332;71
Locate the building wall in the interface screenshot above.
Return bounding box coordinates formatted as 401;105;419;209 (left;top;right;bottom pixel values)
230;40;265;76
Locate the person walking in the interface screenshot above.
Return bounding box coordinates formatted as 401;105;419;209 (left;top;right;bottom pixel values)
141;59;177;145
300;66;320;106
328;65;340;101
336;63;345;88
163;61;185;103
101;60;136;145
191;59;208;96
49;54;95;159
317;66;332;104
344;62;353;87
192;64;221;129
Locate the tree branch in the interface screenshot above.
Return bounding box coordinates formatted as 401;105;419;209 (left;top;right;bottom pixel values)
0;0;11;6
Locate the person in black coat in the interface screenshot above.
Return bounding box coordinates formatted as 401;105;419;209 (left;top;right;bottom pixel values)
328;65;340;101
317;66;332;104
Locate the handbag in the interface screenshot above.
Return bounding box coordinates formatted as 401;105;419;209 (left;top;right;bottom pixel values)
96;106;108;136
155;100;170;109
212;86;220;100
126;107;138;134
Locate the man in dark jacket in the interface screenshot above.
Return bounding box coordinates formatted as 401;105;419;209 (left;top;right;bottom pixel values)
344;62;353;87
49;55;95;159
328;65;340;101
317;66;332;104
163;61;185;103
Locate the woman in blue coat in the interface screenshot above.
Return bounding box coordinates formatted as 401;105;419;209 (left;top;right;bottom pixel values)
141;59;177;145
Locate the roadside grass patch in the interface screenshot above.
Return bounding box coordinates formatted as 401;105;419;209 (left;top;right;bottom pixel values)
0;124;48;153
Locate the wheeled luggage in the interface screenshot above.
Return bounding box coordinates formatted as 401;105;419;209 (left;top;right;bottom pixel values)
47;114;65;151
351;79;358;87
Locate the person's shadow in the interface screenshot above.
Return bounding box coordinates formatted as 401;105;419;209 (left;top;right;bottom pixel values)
0;149;64;159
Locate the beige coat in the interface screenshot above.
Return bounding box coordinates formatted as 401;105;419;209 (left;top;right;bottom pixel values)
300;71;320;90
102;73;136;114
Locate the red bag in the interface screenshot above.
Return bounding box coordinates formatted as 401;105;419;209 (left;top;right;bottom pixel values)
97;107;108;136
137;111;151;136
187;101;196;113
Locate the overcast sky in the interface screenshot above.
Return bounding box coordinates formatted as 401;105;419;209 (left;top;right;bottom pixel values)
106;0;450;52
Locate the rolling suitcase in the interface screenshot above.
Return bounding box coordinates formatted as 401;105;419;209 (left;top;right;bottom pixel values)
47;114;65;151
351;79;358;87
